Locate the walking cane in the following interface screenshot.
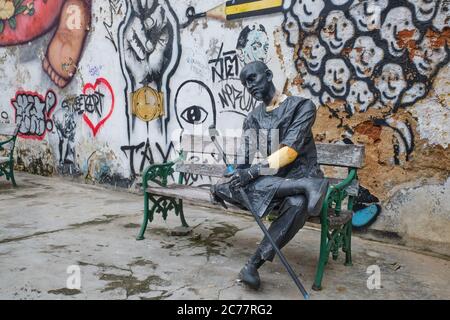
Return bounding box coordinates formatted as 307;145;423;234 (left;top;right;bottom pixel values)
208;126;310;300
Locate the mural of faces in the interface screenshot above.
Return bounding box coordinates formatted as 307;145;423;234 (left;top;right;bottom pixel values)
380;7;419;57
349;36;384;78
349;0;389;32
300;35;326;72
291;0;325;32
175;80;216;130
324;59;351;97
347;80;375;113
320;10;355;54
407;0;438;22
433;0;450;32
413;36;448;77
236;24;270;65
375;64;407;106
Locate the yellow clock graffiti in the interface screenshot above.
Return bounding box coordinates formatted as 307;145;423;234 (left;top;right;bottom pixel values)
131;86;164;122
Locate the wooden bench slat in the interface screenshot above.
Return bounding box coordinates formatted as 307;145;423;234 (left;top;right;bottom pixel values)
147;185;354;226
174;163;359;196
0;124;19;136
180;134;365;168
316;144;365;168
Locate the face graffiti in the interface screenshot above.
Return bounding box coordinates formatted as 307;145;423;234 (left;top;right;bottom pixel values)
375;64;407;106
291;0;325;32
347;80;375;113
433;0;450;31
297;59;322;94
324;59;351;97
236;24;270;65
380;7;419;57
349;0;389;32
283;10;300;46
349;36;384;78
320;10;355;55
412;36;448;77
299;35;326;72
407;0;438;22
401;82;426;104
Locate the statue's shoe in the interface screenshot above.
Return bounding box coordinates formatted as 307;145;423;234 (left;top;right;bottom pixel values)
238;263;261;290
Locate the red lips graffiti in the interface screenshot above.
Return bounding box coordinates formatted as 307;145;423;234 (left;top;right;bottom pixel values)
82;78;115;137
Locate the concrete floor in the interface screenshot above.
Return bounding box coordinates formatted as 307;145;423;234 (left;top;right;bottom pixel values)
0;172;449;300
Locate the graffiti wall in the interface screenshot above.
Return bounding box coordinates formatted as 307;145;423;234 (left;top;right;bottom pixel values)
0;0;449;255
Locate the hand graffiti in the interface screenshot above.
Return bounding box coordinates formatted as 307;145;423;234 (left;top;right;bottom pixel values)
11;91;57;138
123;0;172;92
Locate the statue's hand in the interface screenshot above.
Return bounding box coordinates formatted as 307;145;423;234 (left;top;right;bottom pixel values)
229;166;259;189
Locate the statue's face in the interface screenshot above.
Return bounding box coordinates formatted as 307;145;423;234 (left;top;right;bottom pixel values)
240;63;272;101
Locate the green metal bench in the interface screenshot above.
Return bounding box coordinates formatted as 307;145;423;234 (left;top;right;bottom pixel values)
137;133;365;291
0;123;19;187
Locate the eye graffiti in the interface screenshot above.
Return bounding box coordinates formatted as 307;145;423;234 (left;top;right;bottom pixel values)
175;80;216;129
180;106;209;125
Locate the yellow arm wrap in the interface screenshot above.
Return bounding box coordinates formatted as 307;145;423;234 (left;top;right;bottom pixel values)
267;146;298;169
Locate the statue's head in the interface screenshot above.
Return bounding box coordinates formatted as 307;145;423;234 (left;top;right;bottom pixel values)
240;61;274;102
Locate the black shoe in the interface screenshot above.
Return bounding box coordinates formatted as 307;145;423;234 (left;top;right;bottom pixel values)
238;263;260;290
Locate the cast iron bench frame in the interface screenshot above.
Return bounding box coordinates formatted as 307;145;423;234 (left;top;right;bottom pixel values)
0;123;19;187
137;133;365;291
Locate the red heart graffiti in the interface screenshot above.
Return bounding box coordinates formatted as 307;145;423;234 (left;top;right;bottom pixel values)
82;78;115;137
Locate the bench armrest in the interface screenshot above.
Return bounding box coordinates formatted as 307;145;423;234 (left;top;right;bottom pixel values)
0;136;16;154
142;154;184;189
321;168;358;220
330;168;357;192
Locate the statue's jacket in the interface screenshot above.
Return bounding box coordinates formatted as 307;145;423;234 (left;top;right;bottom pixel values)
218;96;324;217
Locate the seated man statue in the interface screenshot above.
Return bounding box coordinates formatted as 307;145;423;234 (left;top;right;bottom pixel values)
210;61;329;290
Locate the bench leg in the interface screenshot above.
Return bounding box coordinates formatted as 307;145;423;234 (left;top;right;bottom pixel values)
137;192;150;240
344;195;354;266
178;200;189;228
312;209;329;291
9;162;17;187
344;221;353;266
